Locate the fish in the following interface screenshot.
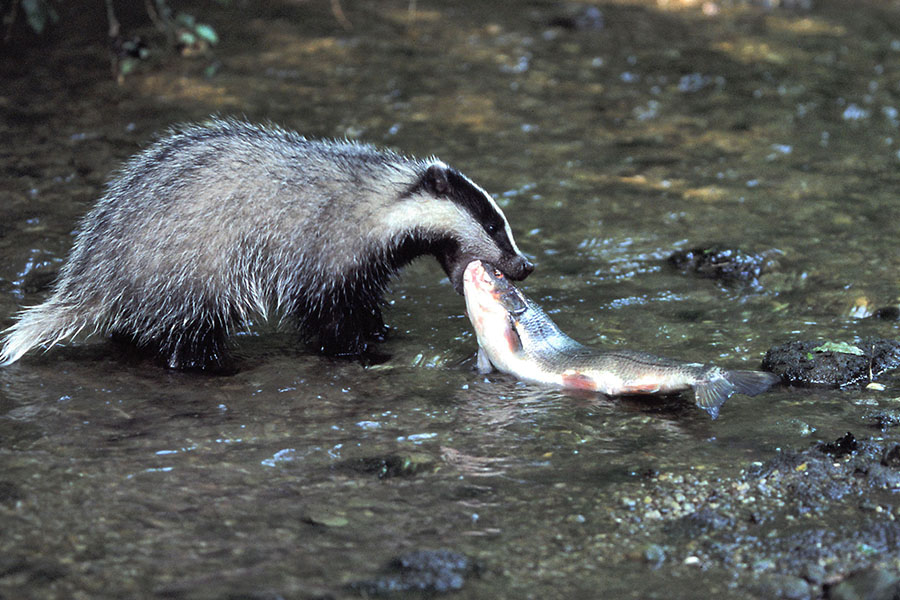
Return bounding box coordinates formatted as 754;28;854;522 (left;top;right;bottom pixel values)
462;260;779;419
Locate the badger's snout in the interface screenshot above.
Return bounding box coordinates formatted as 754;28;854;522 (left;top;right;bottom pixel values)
505;256;534;281
445;251;533;295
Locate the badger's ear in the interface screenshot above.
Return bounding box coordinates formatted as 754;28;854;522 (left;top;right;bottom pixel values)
424;162;451;196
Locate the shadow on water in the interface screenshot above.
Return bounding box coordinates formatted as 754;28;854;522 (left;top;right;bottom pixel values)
2;0;900;598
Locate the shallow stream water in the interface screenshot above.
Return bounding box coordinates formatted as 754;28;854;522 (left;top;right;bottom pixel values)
2;1;900;598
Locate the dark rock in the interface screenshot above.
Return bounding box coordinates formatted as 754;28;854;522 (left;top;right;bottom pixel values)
548;5;604;31
21;268;57;294
0;481;22;505
0;556;67;584
664;507;733;538
348;549;479;596
816;432;858;459
338;453;435;479
882;444;900;468
752;449;852;505
870;306;900;321
862;463;900;491
642;543;666;568
667;245;778;285
762;339;900;387
867;410;900;430
827;567;900;600
756;573;813;600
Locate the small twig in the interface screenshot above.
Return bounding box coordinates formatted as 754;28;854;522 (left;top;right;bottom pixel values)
3;0;21;43
106;0;120;38
330;0;352;30
105;0;122;82
144;0;163;31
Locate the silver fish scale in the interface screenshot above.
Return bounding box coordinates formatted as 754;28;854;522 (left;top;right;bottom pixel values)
515;296;714;383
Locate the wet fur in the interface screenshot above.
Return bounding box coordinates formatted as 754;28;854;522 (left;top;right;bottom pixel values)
1;119;532;371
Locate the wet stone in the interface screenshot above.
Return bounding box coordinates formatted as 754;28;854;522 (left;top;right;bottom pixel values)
0;481;22;505
870;306;900;321
348;549;479;596
642;543;666;568
20;268;57;295
762;339;900;387
546;5;605;31
861;463;900;491
816;432;858;459
667;245;779;286
755;573;813;600
664;507;733;538
338;453;436;479
867;410;900;430
827;568;900;600
882;444;900;468
0;556;67;584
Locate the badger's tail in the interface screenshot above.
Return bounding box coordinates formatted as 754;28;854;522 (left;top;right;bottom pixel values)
0;299;96;366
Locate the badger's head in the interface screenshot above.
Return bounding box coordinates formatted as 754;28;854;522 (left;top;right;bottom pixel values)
397;161;534;294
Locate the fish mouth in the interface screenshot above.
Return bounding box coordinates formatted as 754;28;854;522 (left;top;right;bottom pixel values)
446;252;534;295
463;260;528;317
463;260;502;296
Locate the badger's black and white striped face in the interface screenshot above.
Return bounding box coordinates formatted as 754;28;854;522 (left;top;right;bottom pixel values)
391;161;533;293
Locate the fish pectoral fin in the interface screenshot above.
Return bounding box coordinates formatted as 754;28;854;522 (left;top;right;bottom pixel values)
476;347;495;374
692;376;736;420
505;315;523;354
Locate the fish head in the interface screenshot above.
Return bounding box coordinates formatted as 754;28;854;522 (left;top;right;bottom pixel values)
463;260;527;314
463;260;526;365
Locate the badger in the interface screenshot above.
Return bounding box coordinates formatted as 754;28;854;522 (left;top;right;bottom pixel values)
0;118;533;371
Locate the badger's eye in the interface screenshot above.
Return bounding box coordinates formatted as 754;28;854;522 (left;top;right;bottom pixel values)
486;222;499;235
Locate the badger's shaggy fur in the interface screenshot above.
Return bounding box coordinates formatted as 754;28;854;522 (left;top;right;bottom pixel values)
1;119;532;371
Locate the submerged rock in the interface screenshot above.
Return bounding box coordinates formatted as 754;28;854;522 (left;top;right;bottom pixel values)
755;573;813;600
817;432;858;459
667;245;779;286
348;549;480;596
870;306;900;321
547;4;604;31
762;339;900;387
337;453;436;479
827;567;900;600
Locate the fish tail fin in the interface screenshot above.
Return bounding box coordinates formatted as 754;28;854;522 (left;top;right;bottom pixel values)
693;369;780;419
724;370;780;396
692;375;735;420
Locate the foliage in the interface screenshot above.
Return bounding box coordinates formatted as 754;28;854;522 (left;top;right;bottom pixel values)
3;0;220;80
809;341;866;356
3;0;59;37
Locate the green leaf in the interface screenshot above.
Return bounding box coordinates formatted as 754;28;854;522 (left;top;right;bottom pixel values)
175;12;196;28
194;23;218;45
811;341;865;356
178;30;197;46
21;0;58;34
